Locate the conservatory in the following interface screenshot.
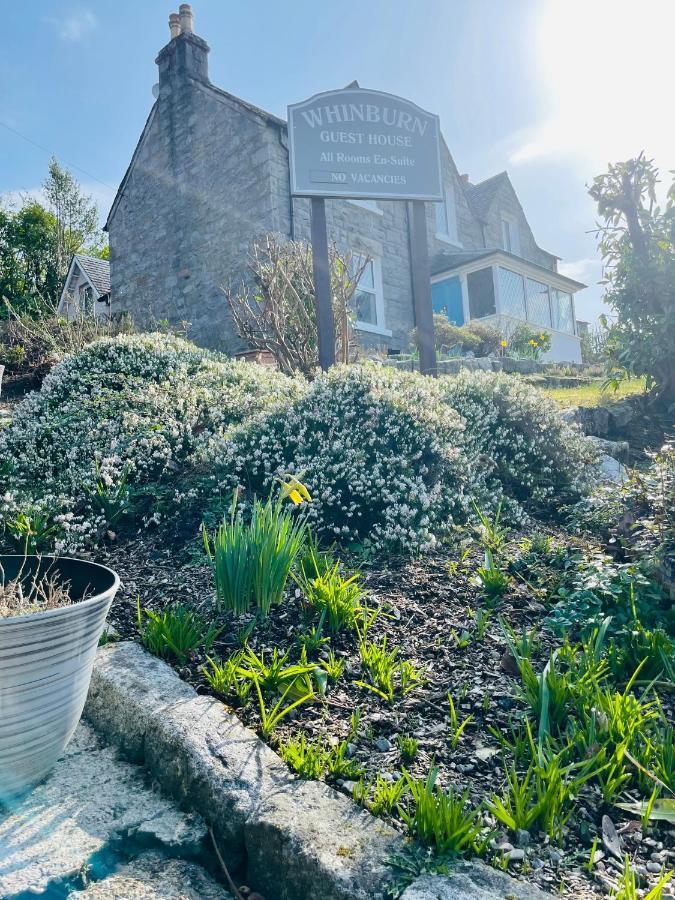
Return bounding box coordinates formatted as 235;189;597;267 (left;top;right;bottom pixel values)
430;250;586;363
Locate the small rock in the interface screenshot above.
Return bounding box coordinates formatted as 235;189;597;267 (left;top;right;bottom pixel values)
506;849;525;864
344;742;357;758
602;814;623;860
647;862;663;874
495;842;514;853
515;829;531;848
499;649;520;676
532;858;544;870
374;738;393;752
341;781;357;795
549;850;562;866
475;746;499;762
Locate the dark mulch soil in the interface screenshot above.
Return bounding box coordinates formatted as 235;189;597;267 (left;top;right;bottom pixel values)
98;529;675;900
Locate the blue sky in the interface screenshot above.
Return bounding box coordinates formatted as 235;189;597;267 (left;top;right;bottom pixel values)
2;1;672;325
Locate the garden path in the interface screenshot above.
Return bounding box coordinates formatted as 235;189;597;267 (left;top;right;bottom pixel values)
0;722;232;899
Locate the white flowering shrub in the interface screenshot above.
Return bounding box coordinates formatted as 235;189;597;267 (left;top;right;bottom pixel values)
440;370;594;512
0;333;299;551
211;365;481;553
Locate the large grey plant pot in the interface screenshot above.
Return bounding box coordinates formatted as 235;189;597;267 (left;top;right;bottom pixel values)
0;555;119;800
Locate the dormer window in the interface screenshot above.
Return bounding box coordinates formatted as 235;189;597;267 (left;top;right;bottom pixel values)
435;183;459;245
501;216;520;256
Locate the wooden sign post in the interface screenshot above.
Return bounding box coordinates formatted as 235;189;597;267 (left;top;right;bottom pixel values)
310;198;336;370
288;87;443;375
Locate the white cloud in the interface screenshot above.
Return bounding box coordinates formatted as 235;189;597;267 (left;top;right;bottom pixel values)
0;187;45;209
509;0;674;173
1;181;115;226
558;257;603;286
52;10;98;42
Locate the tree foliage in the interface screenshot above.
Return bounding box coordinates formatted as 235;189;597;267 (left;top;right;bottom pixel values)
589;155;674;403
42;157;102;279
0;158;105;317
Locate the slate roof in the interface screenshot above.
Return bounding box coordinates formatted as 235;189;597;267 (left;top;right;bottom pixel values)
430;250;493;276
75;254;111;295
430;248;586;290
464;172;508;221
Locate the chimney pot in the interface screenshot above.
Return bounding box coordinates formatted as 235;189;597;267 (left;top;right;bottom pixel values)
179;4;194;34
168;13;180;39
460;173;470;184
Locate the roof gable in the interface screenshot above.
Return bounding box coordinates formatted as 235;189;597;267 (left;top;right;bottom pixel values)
465;172;509;221
75;254;111;294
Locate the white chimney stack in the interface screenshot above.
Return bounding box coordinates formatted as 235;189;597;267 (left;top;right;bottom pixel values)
179;4;194;34
168;13;180;39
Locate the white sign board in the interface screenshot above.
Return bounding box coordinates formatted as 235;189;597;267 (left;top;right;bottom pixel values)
288;88;443;202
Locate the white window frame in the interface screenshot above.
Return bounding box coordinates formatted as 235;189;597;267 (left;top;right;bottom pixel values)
501;215;521;256
352;256;391;337
435;183;460;246
347;198;383;216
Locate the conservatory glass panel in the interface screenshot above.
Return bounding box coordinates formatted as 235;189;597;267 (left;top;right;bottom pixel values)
552;289;574;333
466;267;496;318
498;268;526;320
525;278;551;328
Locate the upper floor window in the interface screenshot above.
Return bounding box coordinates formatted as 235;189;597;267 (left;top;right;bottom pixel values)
350;255;386;332
501;216;521;256
435;184;459;244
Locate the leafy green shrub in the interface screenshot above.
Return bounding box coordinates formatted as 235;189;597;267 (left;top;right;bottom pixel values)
506;324;552;360
441;370;593;512
0;333;298;551
137;600;221;666
461;321;504;357
212;365;479;553
278;734;364;781
299;562;364;634
203;488;308;616
401;769;484;855
355;636;424;702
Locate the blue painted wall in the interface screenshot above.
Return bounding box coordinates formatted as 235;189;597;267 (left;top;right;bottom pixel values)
431;276;464;325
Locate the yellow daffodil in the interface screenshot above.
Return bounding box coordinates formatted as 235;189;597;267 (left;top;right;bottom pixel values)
277;474;312;505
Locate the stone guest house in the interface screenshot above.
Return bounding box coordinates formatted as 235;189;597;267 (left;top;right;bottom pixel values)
106;5;585;362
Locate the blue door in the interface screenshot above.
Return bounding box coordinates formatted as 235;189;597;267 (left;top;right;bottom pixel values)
431;277;464;325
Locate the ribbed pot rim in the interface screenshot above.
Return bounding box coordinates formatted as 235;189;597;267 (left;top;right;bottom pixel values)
0;555;120;626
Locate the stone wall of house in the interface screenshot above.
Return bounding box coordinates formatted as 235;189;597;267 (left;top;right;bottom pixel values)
479;179;556;271
108;29;562;355
108;35;284;351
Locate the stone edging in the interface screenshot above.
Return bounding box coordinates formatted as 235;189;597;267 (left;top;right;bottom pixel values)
84;641;551;900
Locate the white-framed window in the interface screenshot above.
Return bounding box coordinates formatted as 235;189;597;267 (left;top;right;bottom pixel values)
79;283;94;314
347;198;383;215
501;216;521;256
435;183;459;244
351;255;388;334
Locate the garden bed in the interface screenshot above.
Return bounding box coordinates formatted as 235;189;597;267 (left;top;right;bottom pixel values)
98;518;675;900
1;335;672;899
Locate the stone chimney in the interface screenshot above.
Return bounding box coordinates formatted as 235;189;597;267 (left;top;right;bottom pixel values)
460;173;471;185
156;5;210;93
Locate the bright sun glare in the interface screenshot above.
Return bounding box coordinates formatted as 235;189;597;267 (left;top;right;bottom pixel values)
512;0;674;170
